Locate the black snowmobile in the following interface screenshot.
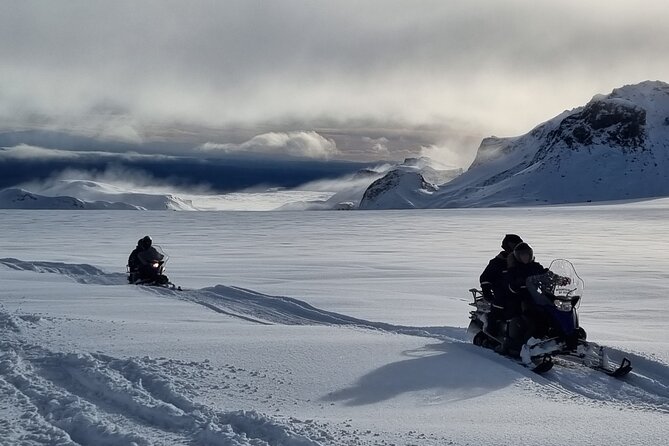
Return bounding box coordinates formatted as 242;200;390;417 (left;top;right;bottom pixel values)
127;245;172;287
468;259;632;376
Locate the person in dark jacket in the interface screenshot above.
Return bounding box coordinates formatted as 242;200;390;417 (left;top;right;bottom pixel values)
504;242;550;350
127;238;145;280
128;235;164;283
506;242;547;301
480;234;523;307
479;234;523;336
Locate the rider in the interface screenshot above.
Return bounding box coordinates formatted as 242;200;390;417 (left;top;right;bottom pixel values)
128;236;164;283
479;234;523;330
504;242;550;348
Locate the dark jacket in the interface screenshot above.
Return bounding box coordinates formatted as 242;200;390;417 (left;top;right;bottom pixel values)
479;251;510;307
128;246;141;272
128;245;163;271
505;256;547;315
137;246;163;265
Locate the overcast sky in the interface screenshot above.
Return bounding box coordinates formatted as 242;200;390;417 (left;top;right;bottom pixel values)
1;0;668;165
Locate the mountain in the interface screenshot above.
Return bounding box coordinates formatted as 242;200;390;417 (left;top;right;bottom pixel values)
0;180;197;210
358;158;461;209
360;80;669;209
31;180;197;210
359;171;437;210
0;188;138;210
281;157;460;210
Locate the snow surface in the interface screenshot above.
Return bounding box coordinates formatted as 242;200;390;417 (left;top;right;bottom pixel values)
1;204;668;445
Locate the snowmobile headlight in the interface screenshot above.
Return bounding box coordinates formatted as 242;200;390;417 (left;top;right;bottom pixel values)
554;299;572;311
152;262;160;268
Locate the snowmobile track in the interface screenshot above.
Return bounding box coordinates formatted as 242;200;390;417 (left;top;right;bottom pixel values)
0;309;326;445
2;257;668;416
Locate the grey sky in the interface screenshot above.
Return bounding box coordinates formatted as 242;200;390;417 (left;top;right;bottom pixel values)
1;0;667;164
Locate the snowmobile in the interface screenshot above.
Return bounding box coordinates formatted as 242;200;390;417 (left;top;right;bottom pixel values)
127;245;172;287
468;259;632;376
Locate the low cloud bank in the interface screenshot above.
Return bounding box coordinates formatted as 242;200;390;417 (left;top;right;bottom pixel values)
199;131;339;159
0;144;370;193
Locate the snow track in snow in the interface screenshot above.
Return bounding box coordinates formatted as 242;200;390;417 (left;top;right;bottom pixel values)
0;258;128;285
546;352;669;414
2;257;669;418
0;310;325;446
154;284;467;342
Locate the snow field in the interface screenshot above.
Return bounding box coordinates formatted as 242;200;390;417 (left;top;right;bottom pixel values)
0;206;668;445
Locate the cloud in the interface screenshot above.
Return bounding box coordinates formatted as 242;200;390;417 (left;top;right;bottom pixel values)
0;144;174;162
362;137;390;156
0;144;82;160
200;131;339;159
0;1;668;162
0;143;368;192
419;145;471;171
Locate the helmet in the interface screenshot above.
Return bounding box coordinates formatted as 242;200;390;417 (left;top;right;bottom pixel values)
513;242;534;264
501;234;523;253
139;235;152;249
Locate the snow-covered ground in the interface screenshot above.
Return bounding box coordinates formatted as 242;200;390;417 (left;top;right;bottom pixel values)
1;202;668;445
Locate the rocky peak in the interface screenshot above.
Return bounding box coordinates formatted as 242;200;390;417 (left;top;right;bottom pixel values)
551;97;646;149
359;170;436;209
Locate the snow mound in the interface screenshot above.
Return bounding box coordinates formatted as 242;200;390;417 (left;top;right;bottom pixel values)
0;258;128;285
0;257;465;339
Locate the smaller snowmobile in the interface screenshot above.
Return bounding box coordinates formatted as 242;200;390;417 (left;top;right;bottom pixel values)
468;259;632;376
127;245;172;287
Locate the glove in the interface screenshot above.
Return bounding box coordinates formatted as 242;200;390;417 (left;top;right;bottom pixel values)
557;276;571;286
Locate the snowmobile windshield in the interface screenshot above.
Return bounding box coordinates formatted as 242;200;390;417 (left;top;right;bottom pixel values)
526;259;584;308
152;245;169;264
548;259;584;301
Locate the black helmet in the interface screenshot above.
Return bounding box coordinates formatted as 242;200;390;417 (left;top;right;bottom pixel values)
139;235;152;249
513;242;534;264
501;234;523;253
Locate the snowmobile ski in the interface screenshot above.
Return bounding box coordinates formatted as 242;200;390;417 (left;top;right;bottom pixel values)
560;353;632;378
601;357;632;378
530;355;554;374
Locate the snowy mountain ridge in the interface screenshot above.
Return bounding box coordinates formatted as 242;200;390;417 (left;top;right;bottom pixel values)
0;188;138;210
357;157;462;210
360;80;669;209
279;156;460;210
0;180;197;210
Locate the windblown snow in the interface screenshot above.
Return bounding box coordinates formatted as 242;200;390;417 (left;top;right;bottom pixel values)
1;206;667;445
